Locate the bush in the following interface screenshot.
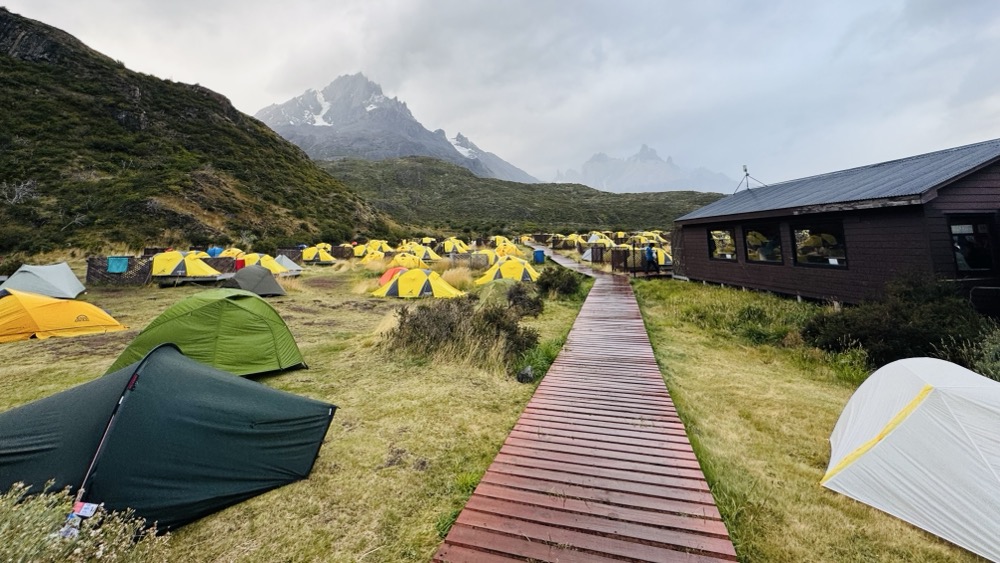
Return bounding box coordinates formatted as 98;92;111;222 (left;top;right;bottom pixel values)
506;282;543;317
0;483;169;562
388;296;539;372
803;275;986;368
536;266;582;298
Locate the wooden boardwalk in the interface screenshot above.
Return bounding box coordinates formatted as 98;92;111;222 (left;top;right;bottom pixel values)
434;250;736;562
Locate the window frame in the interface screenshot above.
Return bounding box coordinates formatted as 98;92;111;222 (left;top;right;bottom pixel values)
949;215;995;277
791;221;848;269
707;227;737;261
743;223;784;265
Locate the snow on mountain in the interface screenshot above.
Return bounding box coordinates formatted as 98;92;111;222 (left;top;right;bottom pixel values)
255;73;537;183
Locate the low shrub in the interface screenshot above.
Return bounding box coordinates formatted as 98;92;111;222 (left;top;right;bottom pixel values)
803;275;986;368
506;282;543;317
387;296;539;372
536;266;583;298
0;483;169;562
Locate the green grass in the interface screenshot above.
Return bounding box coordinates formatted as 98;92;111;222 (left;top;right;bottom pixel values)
632;278;984;562
0;256;588;561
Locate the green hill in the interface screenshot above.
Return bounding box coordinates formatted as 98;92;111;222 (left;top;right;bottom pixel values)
0;8;388;255
319;157;725;233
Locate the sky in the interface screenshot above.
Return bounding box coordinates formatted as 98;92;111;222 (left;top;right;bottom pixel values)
6;0;1000;185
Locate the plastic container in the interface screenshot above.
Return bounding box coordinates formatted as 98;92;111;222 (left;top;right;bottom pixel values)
533;249;546;264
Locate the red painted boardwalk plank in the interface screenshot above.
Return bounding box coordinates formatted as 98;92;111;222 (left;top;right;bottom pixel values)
434;249;735;562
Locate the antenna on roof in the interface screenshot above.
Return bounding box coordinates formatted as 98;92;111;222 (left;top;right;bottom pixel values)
733;165;768;194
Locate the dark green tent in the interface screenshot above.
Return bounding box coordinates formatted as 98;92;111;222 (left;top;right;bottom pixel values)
105;288;305;376
0;345;334;531
222;264;286;297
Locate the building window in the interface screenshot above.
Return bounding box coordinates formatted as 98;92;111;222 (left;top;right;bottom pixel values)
744;224;783;264
793;223;847;267
708;228;737;260
951;218;994;274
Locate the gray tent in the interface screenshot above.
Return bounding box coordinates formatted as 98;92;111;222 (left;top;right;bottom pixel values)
274;254;303;276
0;262;85;298
222;265;286;297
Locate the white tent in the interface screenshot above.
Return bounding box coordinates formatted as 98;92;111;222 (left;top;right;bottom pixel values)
0;262;85;298
822;357;1000;561
274;255;303;277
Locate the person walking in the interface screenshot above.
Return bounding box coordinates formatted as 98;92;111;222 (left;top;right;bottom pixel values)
644;242;659;275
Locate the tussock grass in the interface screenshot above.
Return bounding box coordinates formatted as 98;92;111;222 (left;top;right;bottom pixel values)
633;279;982;562
1;263;588;561
439;266;474;290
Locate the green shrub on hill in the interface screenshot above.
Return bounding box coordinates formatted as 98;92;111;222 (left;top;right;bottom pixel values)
0;8;384;255
319;157;724;232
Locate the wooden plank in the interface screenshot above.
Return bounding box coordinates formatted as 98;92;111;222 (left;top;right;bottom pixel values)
435;256;734;561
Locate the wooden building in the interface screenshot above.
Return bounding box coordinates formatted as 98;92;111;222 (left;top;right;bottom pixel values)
672;138;1000;304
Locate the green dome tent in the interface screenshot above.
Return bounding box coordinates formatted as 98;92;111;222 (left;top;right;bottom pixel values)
106;288;305;376
0;345;334;531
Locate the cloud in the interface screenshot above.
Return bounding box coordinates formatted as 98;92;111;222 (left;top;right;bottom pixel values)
6;0;1000;183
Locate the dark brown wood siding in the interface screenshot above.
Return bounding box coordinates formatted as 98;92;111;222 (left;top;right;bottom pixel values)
677;207;934;303
925;162;1000;278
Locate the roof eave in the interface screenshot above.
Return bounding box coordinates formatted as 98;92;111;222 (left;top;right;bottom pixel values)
675;194;923;225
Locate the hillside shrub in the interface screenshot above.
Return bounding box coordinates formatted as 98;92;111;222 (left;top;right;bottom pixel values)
536;267;583;298
506;282;543;317
0;483;169;562
802;275;986;368
388;296;539;372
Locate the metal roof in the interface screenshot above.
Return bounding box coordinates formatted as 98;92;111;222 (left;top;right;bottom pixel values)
677;138;1000;222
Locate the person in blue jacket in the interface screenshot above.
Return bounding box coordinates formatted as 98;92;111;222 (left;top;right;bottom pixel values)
644;242;659;274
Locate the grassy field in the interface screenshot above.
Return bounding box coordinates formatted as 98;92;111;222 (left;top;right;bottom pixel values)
632;279;986;563
1;253;587;562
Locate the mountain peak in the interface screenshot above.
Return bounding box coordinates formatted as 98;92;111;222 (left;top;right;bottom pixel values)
559;146;733;193
631;144;662;162
255;74;538;183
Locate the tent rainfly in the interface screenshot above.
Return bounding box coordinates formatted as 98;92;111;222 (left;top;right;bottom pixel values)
822;357;1000;561
222;265;286;297
151;251;220;278
273;254;303;276
0;345;334;531
372;269;464;298
0;262;86;299
105;288;305;376
0;289;126;343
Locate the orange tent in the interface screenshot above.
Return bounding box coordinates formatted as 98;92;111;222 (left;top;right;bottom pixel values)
379;267;408;286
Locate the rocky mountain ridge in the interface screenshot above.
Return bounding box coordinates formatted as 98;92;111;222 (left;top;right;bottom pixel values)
556;145;734;193
255;73;538;183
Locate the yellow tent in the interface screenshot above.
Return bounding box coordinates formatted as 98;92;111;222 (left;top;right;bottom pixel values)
409;245;441;261
359;251;385;264
371;269;464;298
366;240;393;253
219;247;244;259
441;238;469;254
151;251;221;277
420;236;436;245
475;257;540;285
388;252;429;270
302;246;336;264
316;242;333;251
495;242;524;257
352;245;367;257
0;289;127;343
242;253;289;275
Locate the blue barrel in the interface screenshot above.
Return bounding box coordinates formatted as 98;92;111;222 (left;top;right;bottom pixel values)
533;249;546;264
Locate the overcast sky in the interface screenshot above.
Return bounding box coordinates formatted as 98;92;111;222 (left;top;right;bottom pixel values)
6;0;1000;185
